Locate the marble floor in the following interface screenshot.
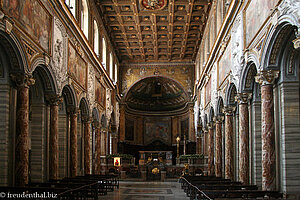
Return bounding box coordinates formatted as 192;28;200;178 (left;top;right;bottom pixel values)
98;180;190;200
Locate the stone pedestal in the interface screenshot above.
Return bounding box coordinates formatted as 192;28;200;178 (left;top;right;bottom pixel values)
224;106;234;180
236;93;251;185
256;70;279;191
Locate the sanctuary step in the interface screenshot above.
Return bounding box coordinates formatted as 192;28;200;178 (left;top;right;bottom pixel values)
180;175;283;199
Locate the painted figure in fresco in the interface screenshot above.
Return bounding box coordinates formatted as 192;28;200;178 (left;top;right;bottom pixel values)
148;0;159;7
5;0;20;19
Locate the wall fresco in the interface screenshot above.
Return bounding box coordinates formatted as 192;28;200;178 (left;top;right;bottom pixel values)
2;0;51;52
95;78;106;107
144;117;171;145
120;64;194;96
68;42;87;89
218;39;232;86
245;0;278;46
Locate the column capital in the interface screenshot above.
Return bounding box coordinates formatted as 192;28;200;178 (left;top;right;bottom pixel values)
214;115;224;124
82;116;92;123
208;121;215;129
93;121;100;128
223;105;235;115
10;72;35;88
67;106;79;116
235;93;252;104
46;94;63;106
255;70;280;86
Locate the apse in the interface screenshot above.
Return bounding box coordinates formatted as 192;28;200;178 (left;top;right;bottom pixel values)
125;76;189;112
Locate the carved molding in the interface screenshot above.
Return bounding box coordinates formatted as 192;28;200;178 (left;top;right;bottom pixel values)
255;70;280;86
235;93;252;104
10;73;35;88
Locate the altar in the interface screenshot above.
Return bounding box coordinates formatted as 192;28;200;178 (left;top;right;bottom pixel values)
139;151;172;180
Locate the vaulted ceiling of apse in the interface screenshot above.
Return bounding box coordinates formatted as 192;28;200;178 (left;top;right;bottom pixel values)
125;76;189;111
95;0;212;63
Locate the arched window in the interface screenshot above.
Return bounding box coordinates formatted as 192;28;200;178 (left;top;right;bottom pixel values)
114;63;118;84
93;20;99;56
102;37;107;69
109;53;113;78
65;0;76;18
81;0;89;37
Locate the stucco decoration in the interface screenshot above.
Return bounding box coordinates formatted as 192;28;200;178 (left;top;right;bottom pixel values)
210;65;218;110
115;102;120;131
51;17;67;94
231;13;244;89
87;63;95;113
106;88;112;121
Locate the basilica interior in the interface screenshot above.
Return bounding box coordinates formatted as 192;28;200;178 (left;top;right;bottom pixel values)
0;0;299;199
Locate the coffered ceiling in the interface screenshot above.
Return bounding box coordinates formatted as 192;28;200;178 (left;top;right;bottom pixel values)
95;0;212;63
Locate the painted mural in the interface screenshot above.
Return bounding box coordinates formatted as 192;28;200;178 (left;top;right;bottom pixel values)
2;0;52;52
120;64;194;96
144;118;171;145
68;41;87;89
218;38;231;86
95;78;106;107
245;0;278;46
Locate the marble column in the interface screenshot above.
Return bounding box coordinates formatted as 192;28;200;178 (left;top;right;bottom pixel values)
207;122;215;176
69;107;78;177
215;115;223;177
236;93;252;184
224;106;234;180
203;128;208;156
189;107;196;142
11;73;35;186
47;95;62;180
256;70;279;191
83;117;91;175
94;125;101;174
119;104;125;142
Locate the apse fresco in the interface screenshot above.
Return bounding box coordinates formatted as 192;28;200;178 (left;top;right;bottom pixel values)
120;64;194;95
95;78;106;107
68;42;87;89
218;38;231;86
2;0;51;52
245;0;278;46
144;118;171;145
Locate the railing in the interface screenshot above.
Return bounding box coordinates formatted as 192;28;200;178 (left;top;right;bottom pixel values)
179;176;212;200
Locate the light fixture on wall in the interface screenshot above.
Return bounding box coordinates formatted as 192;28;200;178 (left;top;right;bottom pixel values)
176;136;180;158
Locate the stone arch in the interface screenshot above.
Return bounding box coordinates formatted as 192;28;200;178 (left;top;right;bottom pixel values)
261;22;297;70
209;107;215;123
79;97;90;118
92;107;100;124
62;85;77;109
100;114;107;128
239;62;258;93
0;27;28;73
32;65;58;96
225;83;237;106
216;97;224;115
